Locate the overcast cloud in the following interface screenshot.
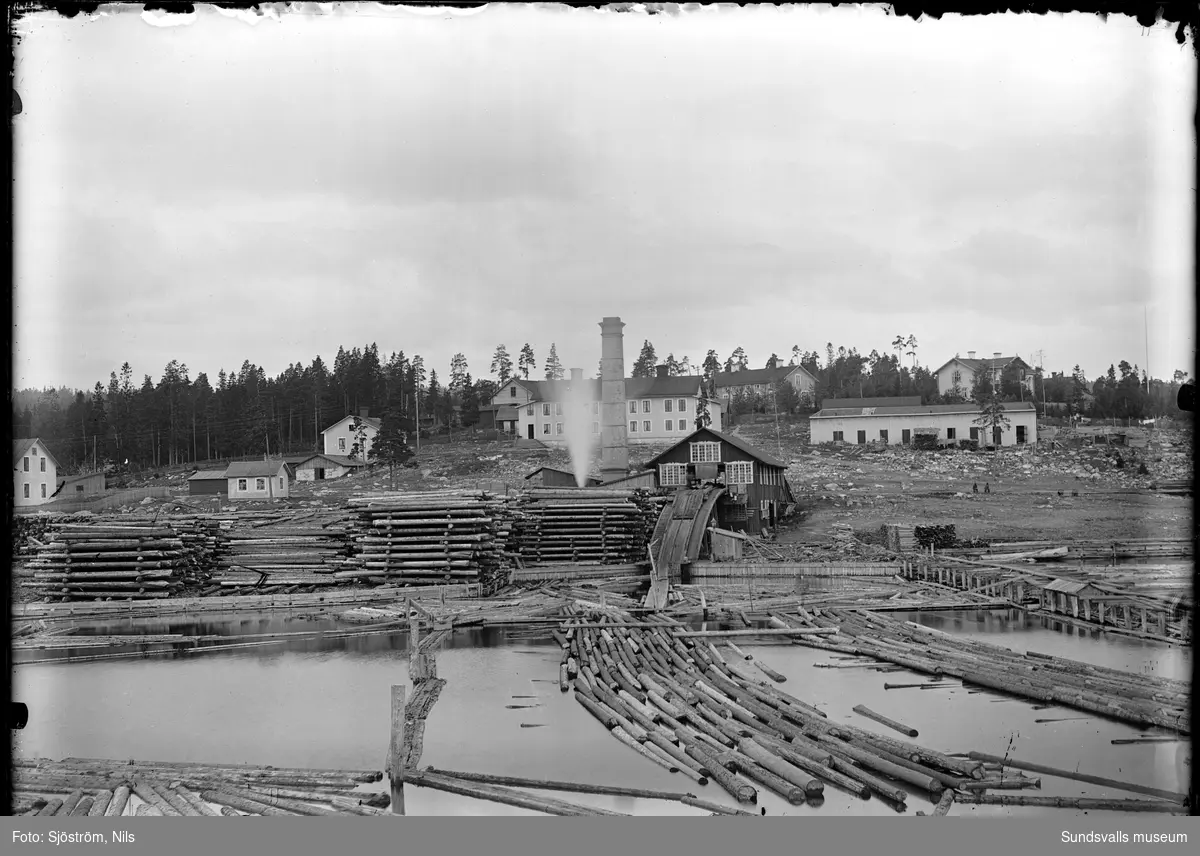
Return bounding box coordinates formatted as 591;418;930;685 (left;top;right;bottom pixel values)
12;5;1196;392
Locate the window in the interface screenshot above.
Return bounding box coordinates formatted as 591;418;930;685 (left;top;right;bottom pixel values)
902;429;911;444
952;370;961;384
681;419;690;430
542;423;551;435
642;421;651;433
880;429;889;443
726;461;754;484
1016;425;1027;444
510;386;517;397
238;479;248;491
279;477;284;489
970;427;979;441
592;402;598;415
629;421;638;433
642;400;651;413
664;399;673;412
665;419;673;431
678;399;687;412
833;431;844;442
338;438;346;452
946;428;957;440
630;401;638;414
41;484;47;498
40;459;46;472
659;463;687;486
22;457;28;472
256;478;266;490
76;485;84;493
23;484;29;498
556;423;564;435
32;447;37;455
555;403;563;416
592;422;599;434
690;441;721;463
527;405;534;416
856;430;866;444
543;404;551;417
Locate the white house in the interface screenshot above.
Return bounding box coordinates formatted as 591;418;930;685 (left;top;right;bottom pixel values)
810;399;1038;447
934;351;1032;399
321;413;380;459
226;460;290;499
294;453;369;482
13;438;59;507
491;367;724;446
714;364;819;406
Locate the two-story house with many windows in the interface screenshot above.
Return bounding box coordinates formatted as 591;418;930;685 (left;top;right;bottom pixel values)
13;438;59;507
934;351;1032;399
489;367;723;445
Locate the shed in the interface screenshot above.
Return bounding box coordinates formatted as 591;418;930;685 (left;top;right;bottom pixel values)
645;427;794;535
295;453;369;482
57;471;106;499
524;466;602;488
601;470;658;490
225;460;290;500
188;469;230;496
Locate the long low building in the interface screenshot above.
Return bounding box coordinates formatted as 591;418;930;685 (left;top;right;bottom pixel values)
810;399;1037;447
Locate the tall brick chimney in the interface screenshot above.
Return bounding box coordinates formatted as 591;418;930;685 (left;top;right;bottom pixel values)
599;317;628;482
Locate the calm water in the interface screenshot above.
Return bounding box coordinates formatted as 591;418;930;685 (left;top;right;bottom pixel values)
12;611;1191;818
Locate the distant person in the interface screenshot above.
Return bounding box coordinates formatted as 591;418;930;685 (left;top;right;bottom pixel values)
984;483;991;494
972;482;979;494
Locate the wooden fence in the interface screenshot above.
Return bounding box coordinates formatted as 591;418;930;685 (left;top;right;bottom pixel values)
14;487;172;516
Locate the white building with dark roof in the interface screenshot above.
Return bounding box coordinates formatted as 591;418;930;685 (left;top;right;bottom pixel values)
226;460;290;499
933;351;1032;398
810;398;1037;448
321;412;381;459
13;438;60;506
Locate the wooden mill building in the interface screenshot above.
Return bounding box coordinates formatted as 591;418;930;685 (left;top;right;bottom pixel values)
645;427;794;534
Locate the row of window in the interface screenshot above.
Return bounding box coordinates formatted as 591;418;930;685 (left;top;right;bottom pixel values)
658;460;757;486
235;477;286;491
531;399;691;417
21;457;47;473
831;427;1026;444
22;484;47;499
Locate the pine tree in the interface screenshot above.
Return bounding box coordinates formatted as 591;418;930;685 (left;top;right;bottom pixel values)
369;406;415;489
694;397;712;430
702;350;721;397
491;345;514;387
544;344;565;380
518;344;537;380
632;340;657;377
449;353;469;395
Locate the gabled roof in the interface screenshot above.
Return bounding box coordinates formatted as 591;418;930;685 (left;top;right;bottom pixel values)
225;460;288;478
189;469;230;481
320;415;381;433
645;427;788;469
933;355;1030;376
812;401;1037;418
296;453;368;468
13;438;61;469
1042;578;1094;595
821;396;922;410
714;365;817;388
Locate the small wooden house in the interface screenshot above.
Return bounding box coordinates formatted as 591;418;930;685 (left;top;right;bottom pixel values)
524;466;602;488
188;469;229;496
57;471;106;499
225;460;290;500
295;453;369;482
645;427;794;534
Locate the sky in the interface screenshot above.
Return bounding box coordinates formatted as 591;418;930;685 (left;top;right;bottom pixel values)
11;4;1197;394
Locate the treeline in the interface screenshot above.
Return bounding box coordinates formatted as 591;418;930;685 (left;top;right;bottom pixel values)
13;337;1192;475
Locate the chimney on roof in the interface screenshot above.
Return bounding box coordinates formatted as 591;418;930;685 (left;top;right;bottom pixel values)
967;351;976;360
655;364;669;379
570;367;583;381
993;352;1001;360
599;317;629;482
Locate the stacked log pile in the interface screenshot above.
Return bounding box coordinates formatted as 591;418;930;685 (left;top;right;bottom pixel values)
340;491;514;593
913;525;957;551
212;521;352;592
13;757;390;817
20;521;222;601
508;489;660;566
782;609;1191;733
559;606;997;811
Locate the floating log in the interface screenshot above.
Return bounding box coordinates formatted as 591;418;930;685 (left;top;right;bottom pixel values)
738;737;824;797
965;752;1188;805
954;793;1185;813
852;705;919;738
201;790;300;817
131;779;183;816
405;770;629;816
88;790;113;817
106;785;132;817
817;735;943;796
171;784;221;817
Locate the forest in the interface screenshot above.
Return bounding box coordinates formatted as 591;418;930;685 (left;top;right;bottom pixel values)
12;337;1192;476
